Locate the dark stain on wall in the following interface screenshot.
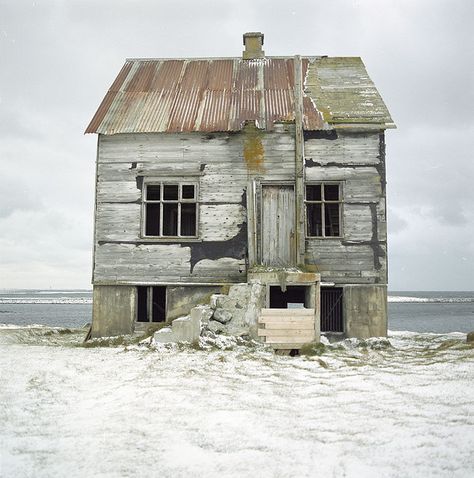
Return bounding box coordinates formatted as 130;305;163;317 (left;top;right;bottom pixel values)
376;132;386;195
303;130;338;141
340;201;386;275
189;223;247;273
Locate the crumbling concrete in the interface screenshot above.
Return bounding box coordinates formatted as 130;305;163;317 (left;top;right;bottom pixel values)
153;305;209;344
205;282;266;337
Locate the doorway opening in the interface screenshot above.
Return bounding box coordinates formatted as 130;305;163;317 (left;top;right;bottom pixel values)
137;286;166;322
269;285;309;309
321;287;343;332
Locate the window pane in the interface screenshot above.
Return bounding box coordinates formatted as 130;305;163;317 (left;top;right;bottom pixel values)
306;184;321;201
146;185;161;200
163;203;178;236
182;185;195;199
145;203;160;236
307;203;322;236
163;184;179;200
136;286;149;322
181;203;197;236
151;286;166;322
325;203;340;236
324;184;339;201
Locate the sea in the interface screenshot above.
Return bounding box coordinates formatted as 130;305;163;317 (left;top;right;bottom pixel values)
0;289;473;333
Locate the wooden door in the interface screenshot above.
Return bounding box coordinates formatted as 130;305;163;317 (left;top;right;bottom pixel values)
261;185;295;266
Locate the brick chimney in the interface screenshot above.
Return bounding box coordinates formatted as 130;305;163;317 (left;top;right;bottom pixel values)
242;32;265;60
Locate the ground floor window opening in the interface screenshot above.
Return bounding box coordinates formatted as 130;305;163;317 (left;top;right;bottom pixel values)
321;287;343;332
137;286;166;322
269;285;309;309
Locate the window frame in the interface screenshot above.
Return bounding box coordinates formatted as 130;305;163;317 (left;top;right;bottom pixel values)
305;181;343;238
141;179;200;240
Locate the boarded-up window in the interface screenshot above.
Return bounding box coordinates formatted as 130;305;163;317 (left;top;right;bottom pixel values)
305;183;342;237
144;182;198;237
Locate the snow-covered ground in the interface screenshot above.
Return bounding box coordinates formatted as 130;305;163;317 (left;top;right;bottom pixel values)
0;327;473;478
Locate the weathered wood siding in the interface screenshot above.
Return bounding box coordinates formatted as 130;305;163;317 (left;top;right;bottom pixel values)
94;126;296;284
94;127;386;286
304;131;387;285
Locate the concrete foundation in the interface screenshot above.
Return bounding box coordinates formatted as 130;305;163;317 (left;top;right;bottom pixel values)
166;285;223;321
91;285;136;338
344;285;387;339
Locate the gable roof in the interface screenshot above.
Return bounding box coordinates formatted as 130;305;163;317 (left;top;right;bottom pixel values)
86;56;394;135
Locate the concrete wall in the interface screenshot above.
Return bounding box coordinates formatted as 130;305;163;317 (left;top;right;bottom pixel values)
344;285;387;338
91;285;136;338
166;285;223;321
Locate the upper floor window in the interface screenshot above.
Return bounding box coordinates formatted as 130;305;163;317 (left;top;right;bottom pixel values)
305;182;342;237
143;182;198;237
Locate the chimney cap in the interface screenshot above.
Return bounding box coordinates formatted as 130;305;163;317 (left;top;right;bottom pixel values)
243;32;264;45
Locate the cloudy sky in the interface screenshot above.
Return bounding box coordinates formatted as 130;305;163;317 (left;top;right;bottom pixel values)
0;0;473;290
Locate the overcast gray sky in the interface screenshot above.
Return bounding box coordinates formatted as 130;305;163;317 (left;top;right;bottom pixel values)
1;0;473;290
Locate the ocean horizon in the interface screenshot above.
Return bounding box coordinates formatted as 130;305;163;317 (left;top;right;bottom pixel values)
1;289;474;333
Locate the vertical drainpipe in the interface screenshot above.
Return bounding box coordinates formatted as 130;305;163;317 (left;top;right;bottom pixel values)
294;55;306;266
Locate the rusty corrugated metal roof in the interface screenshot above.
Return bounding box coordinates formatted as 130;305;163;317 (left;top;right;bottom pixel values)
85;57;326;134
86;56;395;135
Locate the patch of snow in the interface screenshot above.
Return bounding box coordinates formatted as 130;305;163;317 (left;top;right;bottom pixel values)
0;329;473;477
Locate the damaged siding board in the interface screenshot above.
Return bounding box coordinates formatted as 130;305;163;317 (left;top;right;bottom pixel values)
97;181;141;203
200;204;246;241
304;132;380;166
306;241;384;283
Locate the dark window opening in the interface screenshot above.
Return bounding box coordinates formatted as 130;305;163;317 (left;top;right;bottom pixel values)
145;203;160;236
325;203;340;236
136;286;166;323
324;184;339;201
182;184;195;199
305;182;341;237
137;286;148;322
144;182;198;237
306;184;321;201
181;203;197;236
146;185;161;200
269;286;308;308
164;184;179;200
321;287;343;332
307;203;322;236
151;286;166;322
163;203;178;236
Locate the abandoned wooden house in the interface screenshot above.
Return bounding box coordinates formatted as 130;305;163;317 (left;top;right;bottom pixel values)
85;32;395;342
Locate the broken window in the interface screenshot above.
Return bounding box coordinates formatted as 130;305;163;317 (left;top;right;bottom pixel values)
305;183;342;237
144;182;198;237
136;286;166;322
